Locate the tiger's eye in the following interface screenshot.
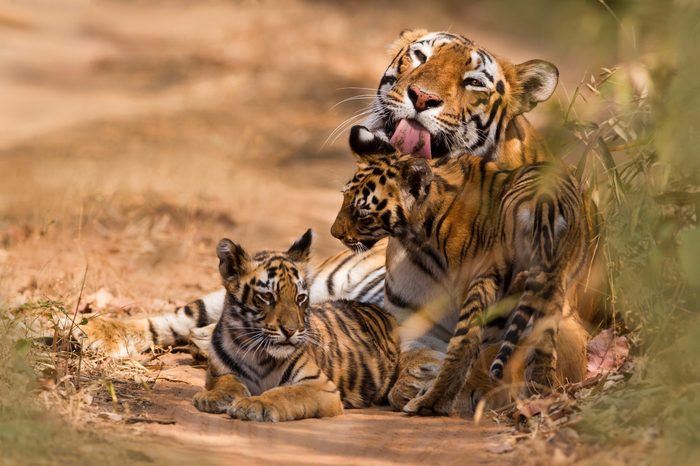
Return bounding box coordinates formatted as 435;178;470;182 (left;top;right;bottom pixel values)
255;292;274;305
463;77;486;88
413;49;427;64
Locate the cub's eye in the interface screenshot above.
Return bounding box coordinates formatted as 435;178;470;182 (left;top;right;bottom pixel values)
296;294;308;305
463;77;486;89
255;292;274;305
413;49;427;64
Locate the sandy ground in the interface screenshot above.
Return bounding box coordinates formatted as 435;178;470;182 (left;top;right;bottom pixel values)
0;1;588;464
128;353;510;466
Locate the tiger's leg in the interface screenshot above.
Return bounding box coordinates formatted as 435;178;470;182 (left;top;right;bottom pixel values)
523;313;561;396
404;273;501;416
228;360;343;422
454;314;588;416
387;348;443;411
490;269;566;395
192;369;251;414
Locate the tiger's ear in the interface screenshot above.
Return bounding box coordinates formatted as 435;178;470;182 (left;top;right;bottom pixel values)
349;125;396;160
388;29;429;56
287;229;313;263
217;238;250;283
399;157;433;200
513;60;559;114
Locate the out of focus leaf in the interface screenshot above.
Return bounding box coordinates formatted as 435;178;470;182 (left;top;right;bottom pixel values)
586;329;630;379
13;339;30;356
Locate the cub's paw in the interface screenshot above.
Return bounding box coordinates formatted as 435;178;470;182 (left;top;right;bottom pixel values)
388;354;441;411
228;397;285;422
192;390;235;414
403;387;453;416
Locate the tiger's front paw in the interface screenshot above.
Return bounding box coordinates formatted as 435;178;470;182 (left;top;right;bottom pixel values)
192;390;235;414
228;397;285;422
388;350;442;411
403;387;453;416
388;369;436;411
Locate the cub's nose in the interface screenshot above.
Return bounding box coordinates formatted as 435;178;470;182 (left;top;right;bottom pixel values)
407;85;443;112
330;216;346;240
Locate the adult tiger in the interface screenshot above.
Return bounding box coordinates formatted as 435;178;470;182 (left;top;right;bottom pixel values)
331;129;592;414
74;30;606;410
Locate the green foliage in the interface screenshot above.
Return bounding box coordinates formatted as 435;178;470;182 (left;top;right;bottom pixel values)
539;0;700;463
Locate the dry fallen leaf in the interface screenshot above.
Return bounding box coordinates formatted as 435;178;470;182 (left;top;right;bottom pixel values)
586;329;630;379
515;397;556;420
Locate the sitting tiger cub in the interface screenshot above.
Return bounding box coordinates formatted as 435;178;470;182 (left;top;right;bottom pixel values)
332;127;592;415
193;229;400;422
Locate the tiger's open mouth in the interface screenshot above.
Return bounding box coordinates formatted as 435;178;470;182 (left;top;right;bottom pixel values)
384;118;451;159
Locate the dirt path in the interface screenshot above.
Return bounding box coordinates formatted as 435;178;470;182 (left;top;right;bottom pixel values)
130;354;513;466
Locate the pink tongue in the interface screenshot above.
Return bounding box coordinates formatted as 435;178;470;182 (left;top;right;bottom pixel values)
390;119;432;159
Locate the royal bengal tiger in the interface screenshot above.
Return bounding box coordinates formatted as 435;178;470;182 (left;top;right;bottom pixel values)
330;126;593;414
192;229;399;421
73;29;605;412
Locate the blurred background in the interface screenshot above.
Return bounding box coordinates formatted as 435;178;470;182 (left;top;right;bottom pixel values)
0;0;626;306
0;1;697;465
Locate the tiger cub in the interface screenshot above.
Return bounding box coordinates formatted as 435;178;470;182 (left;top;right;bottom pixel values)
193;229;400;422
331;127;592;415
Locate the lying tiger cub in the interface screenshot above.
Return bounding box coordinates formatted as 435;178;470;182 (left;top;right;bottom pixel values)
332;127;591;415
192;229;400;422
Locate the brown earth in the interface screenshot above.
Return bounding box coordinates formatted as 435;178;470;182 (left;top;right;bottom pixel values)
0;1;589;464
127;353;511;466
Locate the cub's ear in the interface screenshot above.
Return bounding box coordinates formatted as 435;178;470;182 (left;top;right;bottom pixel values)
513;60;559;114
399;157;433;200
349;125;396;160
287;229;313;263
217;238;250;282
388;29;429;56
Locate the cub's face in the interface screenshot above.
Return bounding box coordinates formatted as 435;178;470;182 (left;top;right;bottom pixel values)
217;230;313;358
365;30;558;159
331;126;433;253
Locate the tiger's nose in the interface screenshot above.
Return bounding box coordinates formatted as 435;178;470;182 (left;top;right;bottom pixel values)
408;85;443;112
280;326;296;338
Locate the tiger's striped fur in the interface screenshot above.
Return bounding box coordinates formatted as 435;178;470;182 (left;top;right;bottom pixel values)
72;31;602;416
331;132;594;414
73;30;574;359
192;230;399;422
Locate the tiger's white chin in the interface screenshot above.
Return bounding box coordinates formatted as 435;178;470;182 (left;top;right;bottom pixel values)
266;344;299;359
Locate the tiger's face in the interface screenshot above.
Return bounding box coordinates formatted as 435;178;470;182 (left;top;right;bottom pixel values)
216;230;313;358
331;126;430;252
365;30;558;160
